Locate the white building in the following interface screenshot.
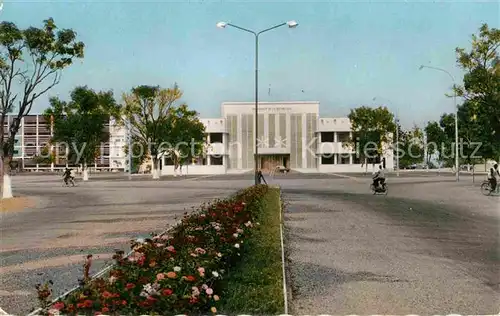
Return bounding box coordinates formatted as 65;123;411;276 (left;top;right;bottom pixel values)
159;101;394;175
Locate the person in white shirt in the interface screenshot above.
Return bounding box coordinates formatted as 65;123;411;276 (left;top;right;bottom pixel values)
372;165;386;189
488;163;499;192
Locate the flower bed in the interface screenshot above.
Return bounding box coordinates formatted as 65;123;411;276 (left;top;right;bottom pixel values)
37;185;271;316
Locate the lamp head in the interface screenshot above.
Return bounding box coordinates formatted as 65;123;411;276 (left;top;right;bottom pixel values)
419;65;424;70
287;20;298;28
216;21;227;29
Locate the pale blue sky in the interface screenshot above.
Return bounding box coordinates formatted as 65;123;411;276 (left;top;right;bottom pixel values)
2;0;499;128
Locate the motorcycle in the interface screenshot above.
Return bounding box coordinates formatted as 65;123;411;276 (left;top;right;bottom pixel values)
370;182;388;195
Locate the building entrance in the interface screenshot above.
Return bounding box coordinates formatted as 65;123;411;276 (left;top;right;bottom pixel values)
259;154;290;173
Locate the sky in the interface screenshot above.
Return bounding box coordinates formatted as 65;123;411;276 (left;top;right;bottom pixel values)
1;0;499;128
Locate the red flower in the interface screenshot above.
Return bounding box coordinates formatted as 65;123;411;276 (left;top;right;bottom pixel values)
162;288;173;296
83;299;93;308
125;283;135;290
189;296;199;304
183;275;196;282
102;291;113;299
52;301;64;310
101;307;109;313
121;300;127;305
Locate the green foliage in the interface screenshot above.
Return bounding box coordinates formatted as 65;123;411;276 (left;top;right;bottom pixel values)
347;106;396;164
44;86;118;167
121;84;205;167
397;124;424;168
0;18;84;164
454;23;500;160
32;145;56;164
219;188;283;314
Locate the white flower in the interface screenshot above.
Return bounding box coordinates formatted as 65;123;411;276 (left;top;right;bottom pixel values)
212;271;219;278
217;252;222;258
174;266;181;272
136;238;145;244
233;233;239;238
237;228;244;233
108;276;117;284
234;243;240;249
48;309;60;316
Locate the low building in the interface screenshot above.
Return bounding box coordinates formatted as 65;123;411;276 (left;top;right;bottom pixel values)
1;114;127;172
159;101;394;175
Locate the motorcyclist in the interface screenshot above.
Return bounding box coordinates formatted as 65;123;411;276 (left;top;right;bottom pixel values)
63;167;74;185
487;163;499;192
372;165;386;189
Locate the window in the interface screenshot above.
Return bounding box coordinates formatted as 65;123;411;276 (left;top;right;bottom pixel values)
321;154;334;164
337;132;350;143
321;132;334;142
338;153;350;164
210;133;223;143
210;155;223;165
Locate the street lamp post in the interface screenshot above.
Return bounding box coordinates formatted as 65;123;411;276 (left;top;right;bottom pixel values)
217;20;298;185
419;65;459;182
127;119;132;180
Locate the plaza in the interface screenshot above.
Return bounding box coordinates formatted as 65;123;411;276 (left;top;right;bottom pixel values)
0;172;498;315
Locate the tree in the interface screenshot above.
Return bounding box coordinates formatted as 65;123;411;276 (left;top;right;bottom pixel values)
121;84;205;179
424;121;447;167
163;104;205;175
0;18;84;198
397;125;424;168
44;86;118;181
454;23;500;161
346;106;396;173
32;144;56;165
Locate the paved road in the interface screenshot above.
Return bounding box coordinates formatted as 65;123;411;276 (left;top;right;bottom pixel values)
1;173;498;315
0;175;252;315
281;175;499;314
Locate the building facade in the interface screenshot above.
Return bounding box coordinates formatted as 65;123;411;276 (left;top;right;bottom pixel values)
160;101;394;175
2;114;127;171
3;101;394;174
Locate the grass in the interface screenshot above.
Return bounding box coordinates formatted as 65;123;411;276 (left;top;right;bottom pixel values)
219;187;284;315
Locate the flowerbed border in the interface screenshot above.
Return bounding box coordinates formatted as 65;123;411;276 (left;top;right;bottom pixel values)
30;185;272;316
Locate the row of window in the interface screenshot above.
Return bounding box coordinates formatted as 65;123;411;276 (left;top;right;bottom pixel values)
320;154;382;165
320;132;350;143
164;155;224;166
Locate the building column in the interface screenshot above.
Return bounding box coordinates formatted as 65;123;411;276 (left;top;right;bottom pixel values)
207;155;211;166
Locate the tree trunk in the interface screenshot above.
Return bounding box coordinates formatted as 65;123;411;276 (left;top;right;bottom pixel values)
83;162;89;181
2;156;13;199
152;157;160;179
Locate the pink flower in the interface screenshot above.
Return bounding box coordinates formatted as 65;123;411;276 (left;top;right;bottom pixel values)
156;273;166;281
206;288;213;295
197;267;205;277
201;284;208;290
195;247;206;254
166;246;175;252
155;243;165;248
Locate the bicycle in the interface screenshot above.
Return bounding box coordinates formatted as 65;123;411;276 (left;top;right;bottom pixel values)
63;177;76;187
481;180;499;196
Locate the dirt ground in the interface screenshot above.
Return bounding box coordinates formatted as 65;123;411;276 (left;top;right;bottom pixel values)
0;196;36;212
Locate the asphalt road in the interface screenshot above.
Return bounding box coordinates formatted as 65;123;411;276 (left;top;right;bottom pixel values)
1;172;498;315
0;175;251;315
281;175;499;314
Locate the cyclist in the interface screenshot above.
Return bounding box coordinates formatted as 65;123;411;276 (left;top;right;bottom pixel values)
488;163;499;192
372;165;386;189
63;167;74;185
